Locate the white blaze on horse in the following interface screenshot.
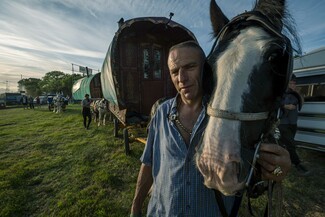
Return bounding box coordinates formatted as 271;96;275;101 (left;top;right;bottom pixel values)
195;0;300;215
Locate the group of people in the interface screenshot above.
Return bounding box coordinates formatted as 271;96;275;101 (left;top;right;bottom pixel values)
20;94;70;111
128;41;309;217
21;95;34;109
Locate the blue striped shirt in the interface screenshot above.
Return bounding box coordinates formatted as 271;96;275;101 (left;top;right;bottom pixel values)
141;95;235;217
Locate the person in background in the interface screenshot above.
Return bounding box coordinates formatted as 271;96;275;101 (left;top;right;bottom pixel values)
130;41;292;217
47;96;53;111
28;96;34;109
36;96;41;108
279;74;310;176
21;95;28;109
82;94;92;129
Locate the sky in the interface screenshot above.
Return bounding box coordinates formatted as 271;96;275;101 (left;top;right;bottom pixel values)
1;0;324;93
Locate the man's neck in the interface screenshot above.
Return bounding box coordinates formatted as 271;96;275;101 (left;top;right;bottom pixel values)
178;95;203;113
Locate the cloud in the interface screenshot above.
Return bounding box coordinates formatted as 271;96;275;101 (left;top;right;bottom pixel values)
0;0;324;92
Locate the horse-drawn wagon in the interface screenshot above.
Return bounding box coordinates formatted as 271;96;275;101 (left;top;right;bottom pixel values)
100;16;197;153
72;73;103;101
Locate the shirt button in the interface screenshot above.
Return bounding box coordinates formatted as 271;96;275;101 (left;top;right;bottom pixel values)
186;205;191;209
187;181;191;185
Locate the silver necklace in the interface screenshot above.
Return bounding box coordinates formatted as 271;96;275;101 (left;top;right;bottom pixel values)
175;117;192;135
175;98;193;135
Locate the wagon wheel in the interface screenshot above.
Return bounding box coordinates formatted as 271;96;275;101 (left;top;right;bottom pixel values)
123;128;130;155
113;118;119;137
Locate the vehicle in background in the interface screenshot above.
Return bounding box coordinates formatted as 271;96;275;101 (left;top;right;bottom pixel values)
0;92;22;105
33;95;48;105
293;47;325;152
0;98;6;109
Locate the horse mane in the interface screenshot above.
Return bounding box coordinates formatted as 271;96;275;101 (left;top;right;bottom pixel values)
254;0;302;55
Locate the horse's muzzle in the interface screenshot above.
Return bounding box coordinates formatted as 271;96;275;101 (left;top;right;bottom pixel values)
196;146;246;196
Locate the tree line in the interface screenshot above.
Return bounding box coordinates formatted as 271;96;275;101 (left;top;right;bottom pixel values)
18;71;83;97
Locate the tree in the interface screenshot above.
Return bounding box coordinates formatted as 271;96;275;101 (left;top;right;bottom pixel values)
40;71;66;94
18;71;83;97
61;73;83;97
18;78;42;96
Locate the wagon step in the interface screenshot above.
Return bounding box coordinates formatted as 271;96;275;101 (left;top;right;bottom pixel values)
134;137;147;144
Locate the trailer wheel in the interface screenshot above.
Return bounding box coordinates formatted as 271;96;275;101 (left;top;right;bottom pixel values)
123;128;130;155
113;118;119;137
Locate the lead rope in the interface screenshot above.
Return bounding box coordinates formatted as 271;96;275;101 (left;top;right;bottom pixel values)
247;108;282;217
266;109;282;217
264;109;282;217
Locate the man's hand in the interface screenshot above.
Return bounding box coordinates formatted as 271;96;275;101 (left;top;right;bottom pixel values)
284;104;296;110
257;143;291;182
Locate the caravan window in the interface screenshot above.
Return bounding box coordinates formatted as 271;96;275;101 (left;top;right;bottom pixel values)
143;49;150;79
141;45;163;80
297;83;325;102
153;49;162;79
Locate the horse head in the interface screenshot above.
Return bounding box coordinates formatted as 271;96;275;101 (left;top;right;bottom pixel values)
99;98;107;110
196;0;299;196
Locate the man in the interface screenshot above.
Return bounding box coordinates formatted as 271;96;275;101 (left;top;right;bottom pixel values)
82;94;92;129
130;41;291;216
21;95;28;109
47;95;53;111
279;75;310;176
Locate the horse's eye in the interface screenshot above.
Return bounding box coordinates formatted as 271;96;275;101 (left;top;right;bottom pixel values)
268;52;280;62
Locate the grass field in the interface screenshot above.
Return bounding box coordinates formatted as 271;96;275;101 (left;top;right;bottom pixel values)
0;104;324;217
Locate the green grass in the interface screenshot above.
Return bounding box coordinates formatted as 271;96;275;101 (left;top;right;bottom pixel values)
0;105;324;216
0;105;144;217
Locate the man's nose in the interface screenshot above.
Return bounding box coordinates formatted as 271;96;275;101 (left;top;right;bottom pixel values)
178;69;188;82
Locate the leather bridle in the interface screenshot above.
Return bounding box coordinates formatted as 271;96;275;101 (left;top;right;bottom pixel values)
207;103;269;121
207;11;293;122
207;11;293;217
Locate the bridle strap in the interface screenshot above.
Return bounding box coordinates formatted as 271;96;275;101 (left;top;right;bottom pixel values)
207;104;269;121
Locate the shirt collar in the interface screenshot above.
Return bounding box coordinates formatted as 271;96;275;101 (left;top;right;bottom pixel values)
170;93;210;117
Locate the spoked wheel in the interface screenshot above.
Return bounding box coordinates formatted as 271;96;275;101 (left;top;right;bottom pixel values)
113;118;119;137
123;128;130;155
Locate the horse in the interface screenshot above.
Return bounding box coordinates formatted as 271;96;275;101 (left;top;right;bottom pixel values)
195;0;300;216
97;98;111;126
52;95;65;113
90;100;100;123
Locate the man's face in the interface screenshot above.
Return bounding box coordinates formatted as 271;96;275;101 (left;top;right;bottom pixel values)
168;47;204;101
288;80;296;90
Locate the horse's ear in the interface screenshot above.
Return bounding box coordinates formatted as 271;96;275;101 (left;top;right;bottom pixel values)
210;0;229;37
254;0;285;30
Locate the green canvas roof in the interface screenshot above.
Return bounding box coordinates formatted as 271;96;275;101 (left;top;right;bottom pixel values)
72;74;96;100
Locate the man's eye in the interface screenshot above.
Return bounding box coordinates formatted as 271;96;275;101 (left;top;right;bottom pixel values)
185;64;196;70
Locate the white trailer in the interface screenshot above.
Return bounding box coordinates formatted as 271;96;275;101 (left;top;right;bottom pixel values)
293;47;325;152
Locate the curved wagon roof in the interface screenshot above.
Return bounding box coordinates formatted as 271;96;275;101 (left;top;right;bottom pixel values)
72;73;102;100
101;17;197;116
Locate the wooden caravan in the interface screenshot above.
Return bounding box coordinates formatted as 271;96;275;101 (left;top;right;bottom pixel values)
101;17;197;126
72;73;102;101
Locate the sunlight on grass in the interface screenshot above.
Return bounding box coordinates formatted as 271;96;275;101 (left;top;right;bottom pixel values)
0;105;144;216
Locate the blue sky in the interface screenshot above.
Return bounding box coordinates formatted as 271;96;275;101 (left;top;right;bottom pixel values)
0;0;324;93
